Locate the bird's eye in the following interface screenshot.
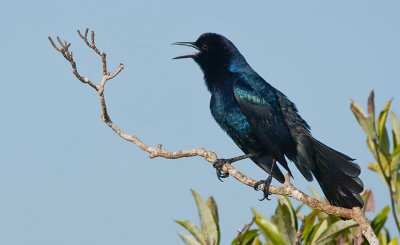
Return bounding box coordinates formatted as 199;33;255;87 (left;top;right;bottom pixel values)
202;44;208;51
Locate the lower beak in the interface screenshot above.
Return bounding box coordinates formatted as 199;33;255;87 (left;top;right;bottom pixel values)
172;42;199;59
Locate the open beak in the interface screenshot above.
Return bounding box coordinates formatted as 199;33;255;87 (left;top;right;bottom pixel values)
172;42;199;59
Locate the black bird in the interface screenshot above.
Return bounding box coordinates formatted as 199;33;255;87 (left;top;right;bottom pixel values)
173;33;363;208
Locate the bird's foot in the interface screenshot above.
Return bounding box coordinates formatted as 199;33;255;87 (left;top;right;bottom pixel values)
213;153;259;182
213;158;230;181
253;175;273;201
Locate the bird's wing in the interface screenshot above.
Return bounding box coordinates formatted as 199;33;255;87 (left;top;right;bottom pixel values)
233;76;296;159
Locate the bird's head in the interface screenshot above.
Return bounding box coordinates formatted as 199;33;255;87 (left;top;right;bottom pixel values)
173;33;246;74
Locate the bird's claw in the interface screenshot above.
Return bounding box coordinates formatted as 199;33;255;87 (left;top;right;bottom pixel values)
254;176;273;201
213;159;230;181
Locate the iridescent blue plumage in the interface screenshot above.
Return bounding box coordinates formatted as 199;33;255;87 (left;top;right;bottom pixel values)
173;33;364;208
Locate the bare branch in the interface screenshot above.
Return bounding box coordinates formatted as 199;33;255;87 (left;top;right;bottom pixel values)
56;36;64;47
48;37;61;52
237;217;255;245
294;216;305;245
108;63;124;80
48;35;97;90
76;28;106;74
49;29;379;245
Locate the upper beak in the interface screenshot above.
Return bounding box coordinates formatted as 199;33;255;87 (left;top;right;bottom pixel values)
172;42;199;59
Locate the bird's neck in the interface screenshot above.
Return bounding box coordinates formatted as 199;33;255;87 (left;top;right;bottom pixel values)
203;67;234;93
203;56;251;92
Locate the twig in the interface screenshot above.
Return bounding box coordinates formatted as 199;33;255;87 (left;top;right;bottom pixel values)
294;217;305;245
49;29;379;245
237;217;255;245
48;35;97;90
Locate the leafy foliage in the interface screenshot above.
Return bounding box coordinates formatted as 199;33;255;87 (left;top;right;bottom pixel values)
177;189;396;244
176;190;220;245
351;91;400;232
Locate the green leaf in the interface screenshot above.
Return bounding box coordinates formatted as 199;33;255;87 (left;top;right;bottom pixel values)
176;220;206;244
368;162;388;184
390;152;400;192
304;225;319;245
377;150;390;178
308;187;325;202
254;215;286;245
271;197;297;244
310;219;328;245
376;146;390;179
178;232;203;245
377;99;392;143
371;206;390;235
206;196;220;241
295;203;304;215
393;144;400;158
378;230;388;245
301;210;319;242
250;237;262;245
278;196;298;230
231;230;259;245
397;182;400;219
388;237;398;245
251;208;262;217
191;189;219;245
351;100;368;122
384;227;392;244
206;197;219;225
380;126;391;155
368;162;378;172
368;90;375;123
391;112;400;149
351;100;375;140
367;138;376;153
314;220;358;244
304;220;322;245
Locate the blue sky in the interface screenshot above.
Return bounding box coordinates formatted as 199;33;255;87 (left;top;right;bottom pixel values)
1;1;399;244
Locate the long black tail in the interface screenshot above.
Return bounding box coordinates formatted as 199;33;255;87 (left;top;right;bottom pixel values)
304;137;364;208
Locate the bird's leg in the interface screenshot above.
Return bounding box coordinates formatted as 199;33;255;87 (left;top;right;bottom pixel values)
253;159;276;201
213;152;259;181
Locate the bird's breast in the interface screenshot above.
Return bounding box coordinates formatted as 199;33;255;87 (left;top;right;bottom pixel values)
210;91;252;137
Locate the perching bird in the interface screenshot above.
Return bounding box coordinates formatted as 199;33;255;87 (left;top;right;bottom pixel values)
173;33;364;209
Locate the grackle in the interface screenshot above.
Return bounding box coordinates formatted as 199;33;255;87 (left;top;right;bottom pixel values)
173;33;363;208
